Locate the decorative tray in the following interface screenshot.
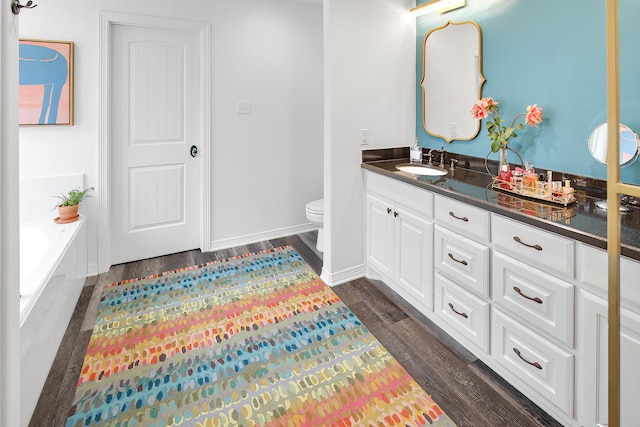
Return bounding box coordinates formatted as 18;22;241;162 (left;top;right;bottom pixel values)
490;177;577;207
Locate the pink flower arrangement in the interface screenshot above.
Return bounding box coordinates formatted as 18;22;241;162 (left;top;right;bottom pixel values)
471;97;543;153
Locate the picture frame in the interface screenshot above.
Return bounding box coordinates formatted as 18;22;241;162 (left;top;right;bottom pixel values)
19;39;74;126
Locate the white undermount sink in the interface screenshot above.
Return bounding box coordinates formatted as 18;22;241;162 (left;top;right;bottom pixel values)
395;163;447;176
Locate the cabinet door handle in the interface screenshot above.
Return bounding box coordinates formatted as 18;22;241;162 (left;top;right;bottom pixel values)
449;211;469;222
513;347;543;370
394;211;399;217
448;302;468;319
447;252;468;266
387;207;392;214
513;286;543;304
513;236;543;251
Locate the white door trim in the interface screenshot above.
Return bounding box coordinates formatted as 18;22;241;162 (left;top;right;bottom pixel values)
1;5;21;427
98;12;211;273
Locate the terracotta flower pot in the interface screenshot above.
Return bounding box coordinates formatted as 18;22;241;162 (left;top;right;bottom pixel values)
56;204;79;224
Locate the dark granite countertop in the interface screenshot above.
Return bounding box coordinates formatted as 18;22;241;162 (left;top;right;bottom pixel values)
362;150;640;262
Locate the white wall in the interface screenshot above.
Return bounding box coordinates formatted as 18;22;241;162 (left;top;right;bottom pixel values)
18;0;323;271
322;0;416;284
18;0;415;283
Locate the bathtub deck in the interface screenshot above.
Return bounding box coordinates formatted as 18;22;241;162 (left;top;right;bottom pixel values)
29;231;561;427
20;217;85;324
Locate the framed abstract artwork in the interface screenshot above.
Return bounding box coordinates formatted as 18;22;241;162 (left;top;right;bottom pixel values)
19;39;74;126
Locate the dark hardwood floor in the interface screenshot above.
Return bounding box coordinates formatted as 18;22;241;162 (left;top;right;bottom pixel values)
29;232;562;427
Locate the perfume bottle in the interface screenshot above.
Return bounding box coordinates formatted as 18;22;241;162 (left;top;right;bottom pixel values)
523;162;538;193
498;165;512;190
511;169;524;193
536;173;547;196
562;177;575;195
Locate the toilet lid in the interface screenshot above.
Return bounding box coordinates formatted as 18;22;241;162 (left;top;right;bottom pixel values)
306;199;324;214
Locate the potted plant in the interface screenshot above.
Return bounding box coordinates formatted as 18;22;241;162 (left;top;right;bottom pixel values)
470;97;544;172
53;187;94;224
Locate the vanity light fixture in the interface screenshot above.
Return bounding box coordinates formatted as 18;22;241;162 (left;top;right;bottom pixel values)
410;0;466;17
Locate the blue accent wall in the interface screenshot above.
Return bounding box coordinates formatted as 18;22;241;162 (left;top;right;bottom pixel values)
416;0;640;184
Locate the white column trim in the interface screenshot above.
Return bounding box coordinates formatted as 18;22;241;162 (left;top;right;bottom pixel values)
321;264;366;287
0;5;20;426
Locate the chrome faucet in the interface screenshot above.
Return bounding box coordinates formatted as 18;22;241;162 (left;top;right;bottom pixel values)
425;149;434;165
439;146;446;169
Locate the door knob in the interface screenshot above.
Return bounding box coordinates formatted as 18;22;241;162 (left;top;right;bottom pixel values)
190;145;198;158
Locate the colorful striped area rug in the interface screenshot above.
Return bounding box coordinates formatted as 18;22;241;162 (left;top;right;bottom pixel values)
66;246;456;427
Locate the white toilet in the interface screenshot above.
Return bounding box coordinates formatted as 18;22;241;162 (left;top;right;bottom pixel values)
305;199;324;252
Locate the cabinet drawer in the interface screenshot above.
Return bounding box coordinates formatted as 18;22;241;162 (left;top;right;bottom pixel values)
577;243;640;306
435;195;490;242
366;171;434;219
435;225;490;298
493;252;574;347
435;273;490;354
492;214;575;278
492;309;574;418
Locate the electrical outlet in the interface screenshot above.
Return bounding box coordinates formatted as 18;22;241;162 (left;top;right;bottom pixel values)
451;123;458;137
360;128;369;145
237;101;251;114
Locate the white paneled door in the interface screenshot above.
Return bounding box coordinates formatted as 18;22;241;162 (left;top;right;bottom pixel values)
111;24;201;265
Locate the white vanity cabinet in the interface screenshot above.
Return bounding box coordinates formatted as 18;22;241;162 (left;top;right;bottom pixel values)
576;244;640;427
578;291;640;427
367;194;394;278
366;172;435;312
491;214;576;419
433;195;491;355
363;167;640;427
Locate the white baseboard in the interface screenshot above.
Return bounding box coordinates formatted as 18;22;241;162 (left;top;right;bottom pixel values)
87;262;100;278
320;263;366;287
209;223;317;252
365;267;382;282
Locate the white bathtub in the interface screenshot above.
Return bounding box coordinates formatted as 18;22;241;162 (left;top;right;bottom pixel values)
20;216;88;426
19;217;85;321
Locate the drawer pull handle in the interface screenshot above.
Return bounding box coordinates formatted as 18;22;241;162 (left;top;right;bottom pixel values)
513;347;543;370
448;303;468;319
394;211;399;218
513;236;543;251
387;207;392;214
449;211;469;222
513;286;543;304
447;252;468;266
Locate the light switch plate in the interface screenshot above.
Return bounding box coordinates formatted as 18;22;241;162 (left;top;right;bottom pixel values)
360;128;369;145
237;101;251;114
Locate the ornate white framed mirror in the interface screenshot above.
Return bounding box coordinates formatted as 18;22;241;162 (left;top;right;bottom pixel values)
421;21;485;142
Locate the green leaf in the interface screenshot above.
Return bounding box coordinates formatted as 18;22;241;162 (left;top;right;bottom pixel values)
503;127;515;139
491;140;501;153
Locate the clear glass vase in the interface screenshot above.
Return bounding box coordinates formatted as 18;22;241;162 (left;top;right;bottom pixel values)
499;146;508;170
485;145;524;176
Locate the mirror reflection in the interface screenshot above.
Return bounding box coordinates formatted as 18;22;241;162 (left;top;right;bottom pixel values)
587;122;639;166
587;122;639;212
421;21;484;142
